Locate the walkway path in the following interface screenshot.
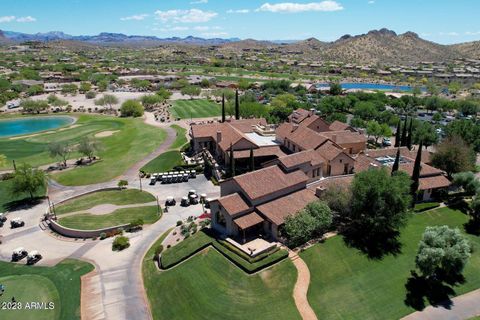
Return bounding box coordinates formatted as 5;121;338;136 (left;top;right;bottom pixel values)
289;250;318;320
402;289;480;320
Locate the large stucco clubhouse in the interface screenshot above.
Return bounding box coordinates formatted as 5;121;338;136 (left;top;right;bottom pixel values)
190;109;451;242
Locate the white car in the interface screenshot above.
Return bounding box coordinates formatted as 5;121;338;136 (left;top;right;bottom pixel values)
382;138;392;146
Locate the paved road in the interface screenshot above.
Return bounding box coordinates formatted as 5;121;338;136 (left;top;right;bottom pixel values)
402;289;480;320
0;115;220;320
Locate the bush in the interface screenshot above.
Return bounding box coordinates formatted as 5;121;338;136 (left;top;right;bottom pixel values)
85;91;96;99
99;232;107;240
154;245;164;261
112;236;130;251
120;99;144;117
176;220;183;226
117;180;128;189
128;218;144;231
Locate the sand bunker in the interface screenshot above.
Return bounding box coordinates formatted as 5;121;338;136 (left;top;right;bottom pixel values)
94;130;119;138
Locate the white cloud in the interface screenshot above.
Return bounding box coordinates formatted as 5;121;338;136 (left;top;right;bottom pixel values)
190;0;208;4
368;0;375;4
193;25;222;31
154;9;217;23
16;16;36;23
466;31;480;36
227;9;250;14
257;1;343;13
120;14;148;21
201;31;228;37
0;16;16;23
439;32;459;36
154;26;190;32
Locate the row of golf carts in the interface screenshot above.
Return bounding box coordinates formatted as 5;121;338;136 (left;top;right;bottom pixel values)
164;190;212;208
150;170;196;185
0;213;25;229
12;247;42;264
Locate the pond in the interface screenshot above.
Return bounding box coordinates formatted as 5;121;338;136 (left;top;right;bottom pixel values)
0;116;75;138
316;82;424;92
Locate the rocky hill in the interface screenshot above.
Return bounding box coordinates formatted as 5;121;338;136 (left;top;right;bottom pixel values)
319;29;461;64
450;41;480;59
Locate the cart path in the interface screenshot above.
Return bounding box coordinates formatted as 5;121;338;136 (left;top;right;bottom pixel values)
401;288;480;320
289;250;318;320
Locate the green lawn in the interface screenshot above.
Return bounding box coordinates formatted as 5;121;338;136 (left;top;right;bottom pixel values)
0;259;94;320
169;124;187;150
57;205;160;230
0;179;46;212
143;242;300;320
170;99;221;119
54;189;156;215
0;114;166;186
301;207;480;320
140;150;183;174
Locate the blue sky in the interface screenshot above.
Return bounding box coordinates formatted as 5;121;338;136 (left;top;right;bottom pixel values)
0;0;479;44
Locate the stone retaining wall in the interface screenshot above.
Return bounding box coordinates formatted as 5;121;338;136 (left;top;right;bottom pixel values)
49;219;129;239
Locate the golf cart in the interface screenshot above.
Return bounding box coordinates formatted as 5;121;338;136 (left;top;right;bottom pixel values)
10;218;25;229
27;251;42;265
181;196;189;207
12;247;28;261
165;196;176;206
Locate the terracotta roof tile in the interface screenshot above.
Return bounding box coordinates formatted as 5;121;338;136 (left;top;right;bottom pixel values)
234;212;264;229
217;193;251;216
329;121;353;132
256;189;318;225
320;131;367;145
419;175;451;190
233;166;309;201
277;149;326;169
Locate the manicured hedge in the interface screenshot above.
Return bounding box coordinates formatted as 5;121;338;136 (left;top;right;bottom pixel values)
160;229;288;273
414;202;440;212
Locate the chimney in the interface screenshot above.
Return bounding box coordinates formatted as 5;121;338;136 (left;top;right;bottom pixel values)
309;108;316;116
216;131;222;143
331;134;337;143
315;186;326;197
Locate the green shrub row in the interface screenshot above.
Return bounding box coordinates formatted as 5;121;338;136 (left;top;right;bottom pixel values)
414;202;440;212
160;229;288;273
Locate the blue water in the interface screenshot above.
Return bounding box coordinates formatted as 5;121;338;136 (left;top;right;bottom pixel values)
316;83;424;92
0;116;75;138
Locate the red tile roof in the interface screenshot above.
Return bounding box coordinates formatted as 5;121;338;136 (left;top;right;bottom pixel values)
277;149;325;169
217;193;251;216
233;146;286;159
234;212;264;229
329;121;354;132
256;189;318;225
320;130;367;145
419;175;451;190
233;165;309;201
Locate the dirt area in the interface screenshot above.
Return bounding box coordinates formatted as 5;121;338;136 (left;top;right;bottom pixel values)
94;130;119;138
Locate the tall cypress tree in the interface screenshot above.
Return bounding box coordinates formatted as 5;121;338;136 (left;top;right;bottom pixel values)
406;119;413;150
400;117;408;147
411;140;423;204
394;120;401;148
221;93;226;122
391;147;401;175
235;90;240;120
229;143;235;177
249;147;255;172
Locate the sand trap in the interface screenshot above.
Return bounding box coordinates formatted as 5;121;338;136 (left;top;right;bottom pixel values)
94;130;119;138
58;124;81;131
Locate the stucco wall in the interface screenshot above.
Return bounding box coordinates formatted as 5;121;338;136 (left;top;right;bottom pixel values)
49;219;129;238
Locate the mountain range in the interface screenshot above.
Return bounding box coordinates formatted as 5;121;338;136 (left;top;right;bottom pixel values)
1;30;241;45
1;28;480;64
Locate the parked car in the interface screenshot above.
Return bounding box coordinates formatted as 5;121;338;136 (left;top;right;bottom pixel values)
26;251;42;265
382;138;392;146
11;247;28;262
10;218;25;229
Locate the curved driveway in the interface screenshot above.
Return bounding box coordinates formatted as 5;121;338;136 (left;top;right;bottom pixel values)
0;114;220;320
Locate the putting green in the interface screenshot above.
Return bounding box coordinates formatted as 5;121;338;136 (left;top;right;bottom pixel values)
0;275;60;320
